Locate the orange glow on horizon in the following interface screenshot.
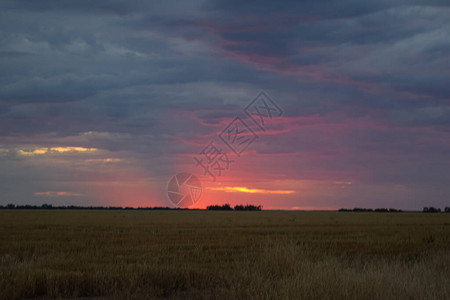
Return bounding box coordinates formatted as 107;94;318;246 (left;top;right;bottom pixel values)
206;186;296;194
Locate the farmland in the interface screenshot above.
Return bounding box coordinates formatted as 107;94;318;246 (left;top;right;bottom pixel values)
0;210;449;299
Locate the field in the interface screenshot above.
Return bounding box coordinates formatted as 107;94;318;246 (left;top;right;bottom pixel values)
0;210;449;299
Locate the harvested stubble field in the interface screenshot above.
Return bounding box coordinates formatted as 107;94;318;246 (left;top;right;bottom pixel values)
0;210;449;299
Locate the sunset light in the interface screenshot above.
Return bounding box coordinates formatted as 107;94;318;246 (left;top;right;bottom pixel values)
1;0;449;211
1;1;449;299
18;147;97;156
207;186;296;194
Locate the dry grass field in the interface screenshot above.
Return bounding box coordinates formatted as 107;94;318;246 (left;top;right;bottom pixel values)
0;210;449;299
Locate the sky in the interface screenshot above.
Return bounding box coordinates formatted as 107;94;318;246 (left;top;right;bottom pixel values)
1;0;449;210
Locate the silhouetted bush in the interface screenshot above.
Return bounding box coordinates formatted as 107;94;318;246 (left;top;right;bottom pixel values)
206;204;262;211
234;205;245;211
423;207;441;213
234;204;262;211
206;204;233;211
338;208;402;213
375;208;388;212
353;208;373;212
0;205;192;210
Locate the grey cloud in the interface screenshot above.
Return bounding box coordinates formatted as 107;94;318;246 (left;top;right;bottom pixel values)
1;0;449;208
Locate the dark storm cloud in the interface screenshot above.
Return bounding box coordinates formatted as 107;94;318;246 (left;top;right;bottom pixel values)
1;0;448;136
198;3;450;103
212;0;450;17
0;0;138;14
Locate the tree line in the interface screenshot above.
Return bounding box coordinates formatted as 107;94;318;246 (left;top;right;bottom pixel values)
338;208;403;212
422;207;450;213
206;204;262;211
0;203;263;211
339;207;450;213
2;204;447;212
0;204;192;210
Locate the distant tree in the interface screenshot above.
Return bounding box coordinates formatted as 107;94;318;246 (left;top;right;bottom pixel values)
234;204;245;211
353;208;373;212
339;207;401;213
206;204;262;211
207;204;233;211
445;207;450;213
222;204;233;211
423;206;440;213
245;204;262;211
233;204;262;211
375;208;388;212
6;204;15;209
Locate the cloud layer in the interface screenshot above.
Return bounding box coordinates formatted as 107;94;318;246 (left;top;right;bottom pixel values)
1;0;449;209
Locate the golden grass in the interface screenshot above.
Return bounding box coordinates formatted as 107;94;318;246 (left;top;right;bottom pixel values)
0;210;449;299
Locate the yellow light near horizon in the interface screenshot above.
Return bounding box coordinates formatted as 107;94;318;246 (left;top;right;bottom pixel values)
17;146;97;156
18;148;49;156
50;147;97;153
207;186;296;194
